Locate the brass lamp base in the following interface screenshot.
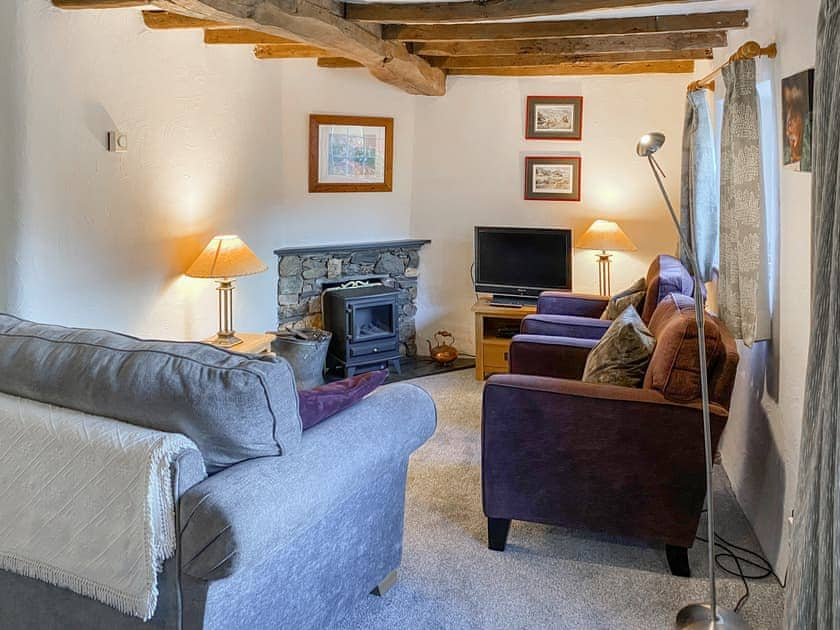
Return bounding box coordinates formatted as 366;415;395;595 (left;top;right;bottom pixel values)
209;333;243;348
596;250;613;296
675;603;749;629
212;278;242;348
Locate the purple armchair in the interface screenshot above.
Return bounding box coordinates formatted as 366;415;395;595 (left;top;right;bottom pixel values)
481;294;739;577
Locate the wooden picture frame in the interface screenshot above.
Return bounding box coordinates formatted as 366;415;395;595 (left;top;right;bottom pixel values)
308;114;394;193
526;96;583;141
524;156;581;202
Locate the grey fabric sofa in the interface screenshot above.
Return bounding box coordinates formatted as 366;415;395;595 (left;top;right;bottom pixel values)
0;314;437;630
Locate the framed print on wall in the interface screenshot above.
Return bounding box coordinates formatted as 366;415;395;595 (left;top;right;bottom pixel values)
524;156;581;202
526;96;583;140
308;114;394;192
781;68;814;172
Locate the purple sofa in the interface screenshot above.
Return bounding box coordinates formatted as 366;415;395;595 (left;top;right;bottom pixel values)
481;294;739;577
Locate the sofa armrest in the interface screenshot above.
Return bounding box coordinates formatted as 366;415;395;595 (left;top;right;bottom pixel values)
481;375;728;547
509;334;597;380
178;383;436;581
537;292;609;317
520;314;611;339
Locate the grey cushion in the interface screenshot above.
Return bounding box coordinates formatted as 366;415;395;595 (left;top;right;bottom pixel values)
601;277;647;320
0;314;301;474
583;306;656;388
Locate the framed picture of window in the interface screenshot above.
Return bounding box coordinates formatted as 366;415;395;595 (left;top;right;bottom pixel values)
308;114;394;192
524;156;581;201
526;96;583;140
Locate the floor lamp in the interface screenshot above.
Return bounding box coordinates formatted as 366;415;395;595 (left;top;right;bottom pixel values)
636;132;747;630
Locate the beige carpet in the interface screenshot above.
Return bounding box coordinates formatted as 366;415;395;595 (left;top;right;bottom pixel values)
341;369;784;629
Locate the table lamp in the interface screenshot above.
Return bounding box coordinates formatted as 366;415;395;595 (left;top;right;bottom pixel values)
186;234;267;347
576;219;637;296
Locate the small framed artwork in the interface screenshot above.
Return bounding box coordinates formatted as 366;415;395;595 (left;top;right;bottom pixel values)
781;69;814;172
524;156;581;202
526;96;583;140
309;114;394;192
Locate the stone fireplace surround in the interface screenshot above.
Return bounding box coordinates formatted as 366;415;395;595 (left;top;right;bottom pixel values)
274;239;430;357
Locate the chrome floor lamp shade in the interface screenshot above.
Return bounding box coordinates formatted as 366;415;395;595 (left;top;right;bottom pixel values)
636;133;748;630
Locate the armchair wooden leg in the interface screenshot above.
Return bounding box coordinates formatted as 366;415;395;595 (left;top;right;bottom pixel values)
371;569;398;596
488;518;511;551
666;545;691;577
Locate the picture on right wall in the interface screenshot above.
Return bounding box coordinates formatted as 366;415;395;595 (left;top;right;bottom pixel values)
781;68;814;173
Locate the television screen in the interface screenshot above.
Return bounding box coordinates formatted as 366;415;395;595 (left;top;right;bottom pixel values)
474;226;572;297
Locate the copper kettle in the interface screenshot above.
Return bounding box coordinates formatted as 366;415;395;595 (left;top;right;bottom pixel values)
427;330;458;366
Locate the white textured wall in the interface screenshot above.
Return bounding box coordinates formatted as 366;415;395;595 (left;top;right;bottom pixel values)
9;1;416;339
713;0;818;578
409;75;683;351
0;1;20;312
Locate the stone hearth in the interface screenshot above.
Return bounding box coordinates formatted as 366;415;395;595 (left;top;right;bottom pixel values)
274;239;430;356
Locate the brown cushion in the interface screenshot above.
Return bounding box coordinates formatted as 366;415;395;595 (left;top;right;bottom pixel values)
641;255;694;323
644;293;723;402
601;277;646;320
583;306;656;388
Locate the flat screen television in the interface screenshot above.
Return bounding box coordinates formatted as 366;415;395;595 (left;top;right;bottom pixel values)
474;226;573;300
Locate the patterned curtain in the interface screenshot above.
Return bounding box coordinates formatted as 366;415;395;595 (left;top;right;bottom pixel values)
718;58;772;346
785;0;840;626
680;88;719;282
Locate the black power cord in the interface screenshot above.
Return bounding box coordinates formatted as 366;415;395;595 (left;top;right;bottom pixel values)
696;515;779;613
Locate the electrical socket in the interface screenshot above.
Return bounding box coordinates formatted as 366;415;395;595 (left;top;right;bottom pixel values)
108;131;128;153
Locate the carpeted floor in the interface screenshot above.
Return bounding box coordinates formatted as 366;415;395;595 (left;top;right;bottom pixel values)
340;370;785;629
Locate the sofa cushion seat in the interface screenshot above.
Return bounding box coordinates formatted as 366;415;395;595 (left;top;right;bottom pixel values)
0;314;302;473
643;294;724;403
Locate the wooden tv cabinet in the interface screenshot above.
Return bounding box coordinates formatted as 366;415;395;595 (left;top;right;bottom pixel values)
472;298;537;380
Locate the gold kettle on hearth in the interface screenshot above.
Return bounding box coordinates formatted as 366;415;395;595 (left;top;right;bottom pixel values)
427;331;459;366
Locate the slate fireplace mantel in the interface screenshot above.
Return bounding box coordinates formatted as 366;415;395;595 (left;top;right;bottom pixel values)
274;239;431;357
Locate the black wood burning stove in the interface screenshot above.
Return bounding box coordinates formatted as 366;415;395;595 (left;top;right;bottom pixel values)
322;284;401;377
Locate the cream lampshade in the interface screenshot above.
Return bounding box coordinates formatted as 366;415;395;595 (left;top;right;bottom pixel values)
186;235;267;347
576;220;637;296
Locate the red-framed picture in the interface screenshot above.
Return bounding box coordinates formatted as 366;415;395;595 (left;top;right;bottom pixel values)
526;96;583;141
524;156;581;202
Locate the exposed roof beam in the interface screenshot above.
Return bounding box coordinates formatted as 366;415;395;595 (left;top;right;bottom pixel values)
415;31;727;56
346;0;711;25
318;57;365;68
53;0;146;7
204;28;297;45
254;44;330;58
426;48;712;69
383;11;748;42
447;60;695;76
55;0;445;95
143;10;227;29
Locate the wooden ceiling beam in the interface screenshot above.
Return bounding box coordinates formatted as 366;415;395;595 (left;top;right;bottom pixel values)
143;10;227;29
53;0;444;95
426;48;712;69
346;0;711;25
447;60;696;76
147;1;445;95
318;57;365;68
383;11;748;42
53;0;146;7
415;30;727;56
254;44;330;59
205;29;297;45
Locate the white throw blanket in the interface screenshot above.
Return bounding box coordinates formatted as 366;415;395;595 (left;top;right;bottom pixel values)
0;392;203;620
